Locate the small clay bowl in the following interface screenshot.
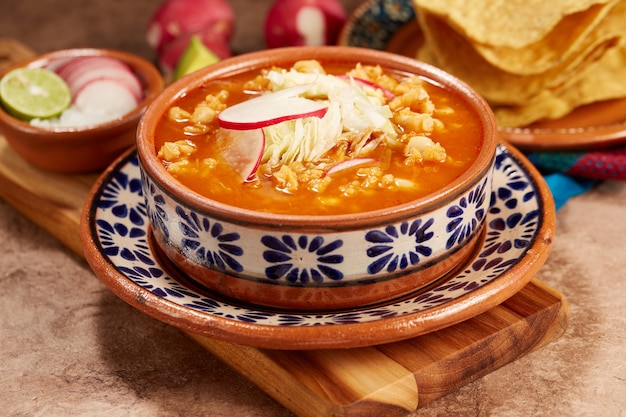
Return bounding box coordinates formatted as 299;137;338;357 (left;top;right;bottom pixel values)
0;48;164;173
136;46;498;311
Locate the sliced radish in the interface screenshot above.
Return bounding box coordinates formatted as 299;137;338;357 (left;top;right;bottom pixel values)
74;78;139;117
55;57;92;80
338;75;395;100
325;158;377;176
215;128;265;182
217;84;328;130
56;57;144;102
68;65;143;102
56;57;127;82
60;57;133;79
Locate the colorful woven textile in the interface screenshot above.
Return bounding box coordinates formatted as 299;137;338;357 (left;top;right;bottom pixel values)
524;147;626;210
529;147;626;181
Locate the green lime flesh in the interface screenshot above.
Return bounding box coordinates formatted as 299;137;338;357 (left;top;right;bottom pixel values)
0;67;71;121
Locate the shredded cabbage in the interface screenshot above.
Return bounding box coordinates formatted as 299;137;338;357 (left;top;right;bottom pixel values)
261;68;397;168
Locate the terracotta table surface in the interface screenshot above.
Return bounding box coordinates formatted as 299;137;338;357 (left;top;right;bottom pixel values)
2;1;626;416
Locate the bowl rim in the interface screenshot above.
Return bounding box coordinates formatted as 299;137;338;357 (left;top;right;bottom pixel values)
0;47;164;140
137;45;498;229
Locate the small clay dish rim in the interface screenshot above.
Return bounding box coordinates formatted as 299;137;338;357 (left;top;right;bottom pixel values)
0;48;164;173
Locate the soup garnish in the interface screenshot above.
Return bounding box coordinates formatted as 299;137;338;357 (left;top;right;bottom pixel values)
155;59;483;215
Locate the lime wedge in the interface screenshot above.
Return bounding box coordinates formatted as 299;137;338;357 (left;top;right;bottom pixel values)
173;36;221;81
0;67;71;120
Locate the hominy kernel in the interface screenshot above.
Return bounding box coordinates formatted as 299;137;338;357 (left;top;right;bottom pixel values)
168;106;190;122
183;124;209;135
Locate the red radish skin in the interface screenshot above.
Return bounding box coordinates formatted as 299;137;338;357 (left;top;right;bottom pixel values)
55;57;103;81
338;75;396;101
216;128;266;182
44;56;148;122
55;57;130;80
325;158;377;176
54;56;88;78
74;78;139;116
58;57;144;102
217;84;328;130
58;57;134;76
146;0;234;54
264;0;346;48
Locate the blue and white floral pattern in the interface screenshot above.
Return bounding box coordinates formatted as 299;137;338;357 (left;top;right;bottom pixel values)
445;176;489;250
176;206;244;273
262;235;344;283
141;155;492;284
365;218;434;274
86;144;547;335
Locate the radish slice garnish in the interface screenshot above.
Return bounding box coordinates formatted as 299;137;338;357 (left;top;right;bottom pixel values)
55;57;144;102
74;78;139;117
338;75;395;100
215;128;266;182
67;61;142;100
57;57;128;82
325;158;377;176
217;84;328;130
54;57;92;80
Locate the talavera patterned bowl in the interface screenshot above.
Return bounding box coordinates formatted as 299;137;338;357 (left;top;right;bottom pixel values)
135;46;498;311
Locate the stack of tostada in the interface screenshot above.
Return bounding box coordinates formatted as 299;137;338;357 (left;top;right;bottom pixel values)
412;0;626;127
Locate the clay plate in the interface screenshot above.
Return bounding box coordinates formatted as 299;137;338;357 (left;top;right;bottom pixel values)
80;143;555;350
338;0;626;151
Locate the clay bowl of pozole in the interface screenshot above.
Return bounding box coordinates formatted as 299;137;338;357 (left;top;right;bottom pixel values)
136;46;498;311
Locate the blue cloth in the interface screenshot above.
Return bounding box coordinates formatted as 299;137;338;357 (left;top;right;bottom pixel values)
543;173;596;211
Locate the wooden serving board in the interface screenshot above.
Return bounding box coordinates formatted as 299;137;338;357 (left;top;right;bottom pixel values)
0;134;569;416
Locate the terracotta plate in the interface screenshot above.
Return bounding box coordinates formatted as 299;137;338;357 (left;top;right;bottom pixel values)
338;0;626;151
80;144;555;350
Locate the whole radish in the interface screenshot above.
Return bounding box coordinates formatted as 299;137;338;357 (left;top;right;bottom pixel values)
264;0;347;48
146;0;234;73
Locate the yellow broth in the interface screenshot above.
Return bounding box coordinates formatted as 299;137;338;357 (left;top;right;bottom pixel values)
154;63;483;215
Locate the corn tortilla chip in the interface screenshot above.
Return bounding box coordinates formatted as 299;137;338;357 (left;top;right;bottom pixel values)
413;0;626;127
494;45;626;127
473;1;618;75
417;10;622;105
413;0;613;48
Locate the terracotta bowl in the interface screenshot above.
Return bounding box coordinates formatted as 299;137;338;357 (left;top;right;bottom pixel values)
0;48;164;173
136;46;498;311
